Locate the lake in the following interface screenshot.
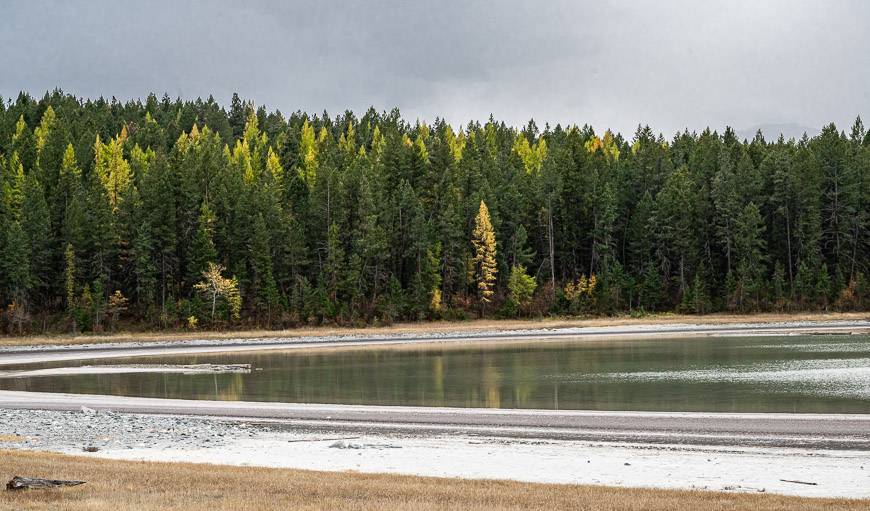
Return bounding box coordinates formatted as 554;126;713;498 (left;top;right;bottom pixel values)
2;334;869;413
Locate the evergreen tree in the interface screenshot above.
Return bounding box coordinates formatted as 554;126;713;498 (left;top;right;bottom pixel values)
0;88;866;329
249;213;279;318
21;173;51;302
507;265;537;316
733;202;767;311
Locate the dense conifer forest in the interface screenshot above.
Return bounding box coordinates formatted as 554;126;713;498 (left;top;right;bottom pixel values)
0;90;867;333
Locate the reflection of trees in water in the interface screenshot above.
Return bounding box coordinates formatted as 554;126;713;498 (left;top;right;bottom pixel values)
3;336;870;413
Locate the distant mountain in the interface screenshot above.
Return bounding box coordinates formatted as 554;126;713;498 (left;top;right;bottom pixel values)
734;123;817;142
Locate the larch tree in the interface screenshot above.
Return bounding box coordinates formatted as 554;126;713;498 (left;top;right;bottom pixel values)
472;200;497;315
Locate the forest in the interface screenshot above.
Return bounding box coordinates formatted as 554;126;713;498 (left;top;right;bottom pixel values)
0;90;867;333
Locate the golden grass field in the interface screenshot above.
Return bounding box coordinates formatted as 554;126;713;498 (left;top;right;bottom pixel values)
1;450;868;511
1;312;867;347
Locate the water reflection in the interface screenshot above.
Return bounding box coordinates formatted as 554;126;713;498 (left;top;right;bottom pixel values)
1;335;869;413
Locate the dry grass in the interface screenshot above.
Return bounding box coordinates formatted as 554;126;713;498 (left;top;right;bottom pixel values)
0;450;866;511
2;312;867;348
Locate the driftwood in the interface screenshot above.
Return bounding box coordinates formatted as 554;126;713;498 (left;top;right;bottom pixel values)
779;479;818;486
6;476;86;490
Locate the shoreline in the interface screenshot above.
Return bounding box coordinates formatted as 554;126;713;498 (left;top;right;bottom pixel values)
2;311;867;348
1;403;869;499
1;317;868;367
3;390;870;450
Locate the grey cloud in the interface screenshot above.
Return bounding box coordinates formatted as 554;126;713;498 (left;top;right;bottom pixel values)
1;0;868;138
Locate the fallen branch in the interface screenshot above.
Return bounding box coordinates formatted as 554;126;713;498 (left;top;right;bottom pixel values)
6;476;86;490
286;436;361;443
779;479;818;486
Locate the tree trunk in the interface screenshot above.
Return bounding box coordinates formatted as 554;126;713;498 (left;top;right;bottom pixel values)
786;209;793;285
548;196;555;302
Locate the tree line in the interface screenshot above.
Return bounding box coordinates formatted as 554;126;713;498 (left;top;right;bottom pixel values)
0;90;867;333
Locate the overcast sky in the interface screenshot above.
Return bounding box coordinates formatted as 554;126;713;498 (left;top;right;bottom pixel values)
2;0;868;138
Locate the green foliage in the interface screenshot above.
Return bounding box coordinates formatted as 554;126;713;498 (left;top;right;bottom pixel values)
506;265;537;316
0;90;867;332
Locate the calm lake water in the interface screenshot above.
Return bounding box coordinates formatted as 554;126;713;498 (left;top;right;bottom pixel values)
2;334;870;413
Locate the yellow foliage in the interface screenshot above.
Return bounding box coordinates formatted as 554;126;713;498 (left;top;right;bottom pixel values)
414;135;428;162
12;115;27;144
445;126;466;162
429;288;443;313
339;123;356;154
564;274;597;301
300;119;318;187
266;147;283;183
194;262;242;321
585;131;620;161
94;134;132;211
34;106;57;155
472;201;498;305
512;134;547;174
370;125;386;161
585;136;602;154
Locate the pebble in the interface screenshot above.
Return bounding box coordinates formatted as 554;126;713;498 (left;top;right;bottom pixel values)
0;408;263;453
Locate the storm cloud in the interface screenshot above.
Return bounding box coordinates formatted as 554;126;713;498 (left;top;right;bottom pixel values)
1;0;868;137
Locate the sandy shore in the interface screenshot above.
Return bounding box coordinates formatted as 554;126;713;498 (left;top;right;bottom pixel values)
1;404;868;498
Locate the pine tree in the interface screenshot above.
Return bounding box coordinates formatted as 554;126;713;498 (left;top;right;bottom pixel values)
21;173;51;302
323;222;346;318
733;202;767;310
509;224;535;269
3;221;32;304
186;202;218;289
772;261;787;310
249;213;279;317
64;243;77;323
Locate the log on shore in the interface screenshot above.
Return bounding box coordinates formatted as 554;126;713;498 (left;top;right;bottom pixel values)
6;476;86;490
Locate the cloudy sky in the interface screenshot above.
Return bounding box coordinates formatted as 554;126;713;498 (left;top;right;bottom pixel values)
1;0;868;137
